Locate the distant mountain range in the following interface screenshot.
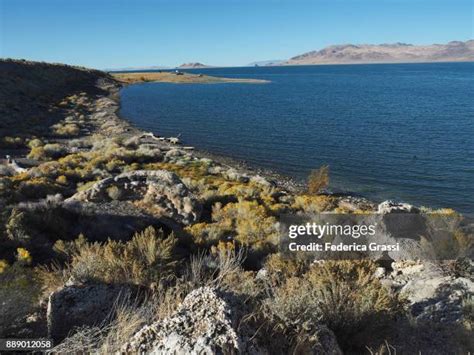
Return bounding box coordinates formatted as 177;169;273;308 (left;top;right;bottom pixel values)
284;40;474;65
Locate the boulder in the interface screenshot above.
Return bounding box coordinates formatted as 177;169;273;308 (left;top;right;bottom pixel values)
223;168;250;183
67;170;201;225
382;261;474;324
47;283;138;342
378;200;419;214
123;287;242;354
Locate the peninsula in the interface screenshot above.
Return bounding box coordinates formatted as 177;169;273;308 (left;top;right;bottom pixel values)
111;71;269;84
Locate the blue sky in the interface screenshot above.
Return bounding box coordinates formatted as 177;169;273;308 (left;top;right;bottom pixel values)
1;0;472;69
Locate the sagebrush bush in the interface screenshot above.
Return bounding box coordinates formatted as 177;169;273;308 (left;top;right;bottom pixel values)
264;253;310;285
0;136;24;148
262;260;405;352
52;122;80;136
40;227;177;288
292;194;337;213
27;144;65;160
307;165;329;194
27;146;46;160
212;199;279;250
27;138;43;148
0;260;8;273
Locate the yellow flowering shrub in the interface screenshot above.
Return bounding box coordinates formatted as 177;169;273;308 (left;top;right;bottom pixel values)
213;200;279;249
0;260;9;273
17;248;32;265
292;194;337;213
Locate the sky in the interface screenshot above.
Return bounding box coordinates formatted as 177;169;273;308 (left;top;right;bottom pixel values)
0;0;473;69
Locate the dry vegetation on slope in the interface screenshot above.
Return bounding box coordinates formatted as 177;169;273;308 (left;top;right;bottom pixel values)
0;60;472;354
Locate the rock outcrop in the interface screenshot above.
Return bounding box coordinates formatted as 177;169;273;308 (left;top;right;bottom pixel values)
381;260;474;324
68;170;201;225
123;287;243;354
378;200;419;214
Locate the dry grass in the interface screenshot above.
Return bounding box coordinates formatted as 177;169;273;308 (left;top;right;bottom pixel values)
49;296;156;354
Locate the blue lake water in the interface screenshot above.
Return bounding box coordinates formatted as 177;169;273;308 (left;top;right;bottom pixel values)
119;63;474;213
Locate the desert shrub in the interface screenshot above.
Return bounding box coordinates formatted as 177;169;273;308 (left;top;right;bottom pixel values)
17;177;62;199
56;175;68;185
5;205;70;257
212;199;279;250
16;247;32;265
105;159;126;173
307;165;329;194
27;138;43;148
0;136;24;148
262;260;405;352
43;143;66;158
421;216;473;260
292;194;337;213
27;143;65;160
185;222;229;247
27;146;45;160
43;227;177;287
0;264;41;336
5;208;29;243
264;253;310;285
182;247;246;291
0;260;8;273
52;122;80;136
304;261;403;331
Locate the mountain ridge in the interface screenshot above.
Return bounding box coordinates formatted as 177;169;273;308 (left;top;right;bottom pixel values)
285;40;474;65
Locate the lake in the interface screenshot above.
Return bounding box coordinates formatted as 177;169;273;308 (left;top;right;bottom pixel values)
119;63;474;213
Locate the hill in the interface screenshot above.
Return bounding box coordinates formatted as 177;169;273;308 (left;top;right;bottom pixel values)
178;62;210;68
285;40;474;65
